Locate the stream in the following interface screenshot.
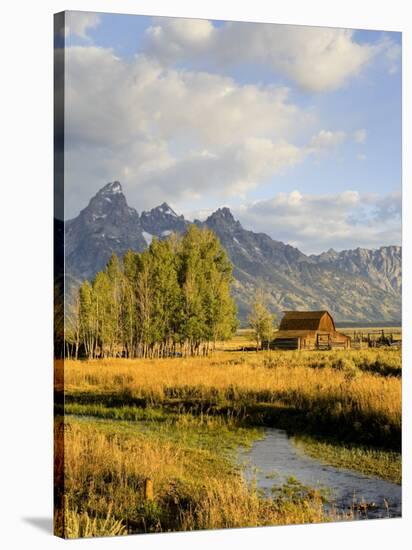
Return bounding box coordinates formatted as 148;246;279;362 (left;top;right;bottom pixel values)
240;428;401;520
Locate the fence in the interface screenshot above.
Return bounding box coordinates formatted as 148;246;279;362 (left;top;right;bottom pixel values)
345;329;402;349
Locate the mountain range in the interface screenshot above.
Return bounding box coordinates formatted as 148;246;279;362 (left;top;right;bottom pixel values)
64;181;401;323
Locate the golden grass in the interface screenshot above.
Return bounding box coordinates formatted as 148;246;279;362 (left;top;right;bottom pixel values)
57;347;401;536
58;418;332;536
293;435;401;485
56;503;127;539
64;349;401;448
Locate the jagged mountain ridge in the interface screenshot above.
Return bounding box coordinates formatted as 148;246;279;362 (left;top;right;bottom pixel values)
310;247;401;295
199;208;401;322
64;182;401;323
66;182;147;280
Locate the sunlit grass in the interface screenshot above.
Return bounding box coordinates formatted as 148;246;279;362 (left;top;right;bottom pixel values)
57;346;401;536
58;417;334;536
293;435;401;485
64;348;401;449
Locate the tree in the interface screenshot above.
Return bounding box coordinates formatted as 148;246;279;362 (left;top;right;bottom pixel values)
75;227;238;358
199;230;238;349
106;253;124;356
123;250;140;357
179;226;237;355
248;291;275;350
65;289;81;359
93;271;115;358
79;280;97;359
179;227;208;355
146;238;182;357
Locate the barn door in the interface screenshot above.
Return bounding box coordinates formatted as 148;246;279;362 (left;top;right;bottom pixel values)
316;333;330;350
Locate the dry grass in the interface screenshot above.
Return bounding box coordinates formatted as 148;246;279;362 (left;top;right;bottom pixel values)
57;346;401;537
55;503;127;539
64;348;401;448
58;419;332;536
293;435;401;484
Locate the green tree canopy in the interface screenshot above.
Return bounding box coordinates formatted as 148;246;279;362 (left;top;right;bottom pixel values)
73;226;238;359
248;290;275;350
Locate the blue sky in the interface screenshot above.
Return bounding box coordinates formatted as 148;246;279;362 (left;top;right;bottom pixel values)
63;11;401;253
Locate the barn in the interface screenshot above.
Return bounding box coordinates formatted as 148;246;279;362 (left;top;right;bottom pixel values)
268;310;351;350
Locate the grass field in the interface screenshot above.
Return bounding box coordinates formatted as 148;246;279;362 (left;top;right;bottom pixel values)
56;342;401;537
293;435;401;484
57;414;335;538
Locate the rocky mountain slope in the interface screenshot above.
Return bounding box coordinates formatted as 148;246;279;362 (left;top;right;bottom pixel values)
310;247;401;295
63;182;401;323
66;181;147;280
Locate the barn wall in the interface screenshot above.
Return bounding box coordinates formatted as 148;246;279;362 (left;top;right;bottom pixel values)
318;313;335;332
270;333;350;351
330;331;351;349
300;337;316;350
270;338;300;350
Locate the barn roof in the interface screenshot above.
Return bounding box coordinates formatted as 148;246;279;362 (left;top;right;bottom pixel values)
279;310;336;331
273;329;317;339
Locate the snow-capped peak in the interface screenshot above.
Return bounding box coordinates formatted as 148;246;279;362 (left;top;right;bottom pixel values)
100;181;123;195
155;202;178;217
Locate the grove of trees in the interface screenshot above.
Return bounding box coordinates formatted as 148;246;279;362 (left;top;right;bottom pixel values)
65;226;238;359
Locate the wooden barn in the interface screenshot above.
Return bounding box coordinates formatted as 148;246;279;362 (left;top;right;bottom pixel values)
268;310;351;350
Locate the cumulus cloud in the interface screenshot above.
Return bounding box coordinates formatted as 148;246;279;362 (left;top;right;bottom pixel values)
380;35;402;75
144;20;387;92
309;130;346;149
65;12;101;39
142;138;306;200
233;190;401;253
64;46;329;217
145;18;214;58
60;16;400;255
353;129;367;143
65;48;308;147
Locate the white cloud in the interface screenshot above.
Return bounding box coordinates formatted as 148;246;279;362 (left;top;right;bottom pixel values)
381;35;402;75
145;18;214;58
309;129;346;149
234;190;401;253
142;138;306;201
64;46;330;217
145;20;384;92
353;129;367;143
64;47;308;149
65;12;101;39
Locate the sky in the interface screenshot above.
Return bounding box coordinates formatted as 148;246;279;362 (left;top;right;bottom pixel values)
61;11;401;253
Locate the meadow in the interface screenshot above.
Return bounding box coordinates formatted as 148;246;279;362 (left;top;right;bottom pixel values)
56;342;402;537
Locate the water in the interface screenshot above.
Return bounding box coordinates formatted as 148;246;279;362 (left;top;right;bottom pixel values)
240;428;401;520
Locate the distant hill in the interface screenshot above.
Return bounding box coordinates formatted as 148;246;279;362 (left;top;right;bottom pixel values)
63;181;401;323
